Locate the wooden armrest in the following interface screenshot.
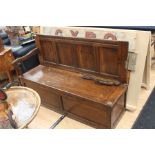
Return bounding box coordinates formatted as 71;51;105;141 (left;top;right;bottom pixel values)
12;48;39;76
151;41;155;46
12;48;39;66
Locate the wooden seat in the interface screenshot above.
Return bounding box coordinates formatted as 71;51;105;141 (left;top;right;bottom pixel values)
22;65;127;106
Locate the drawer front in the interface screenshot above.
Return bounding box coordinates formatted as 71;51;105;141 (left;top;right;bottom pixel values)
21;79;62;111
62;95;111;127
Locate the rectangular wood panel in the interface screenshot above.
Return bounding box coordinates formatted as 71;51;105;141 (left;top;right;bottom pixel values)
56;42;75;67
40;39;57;63
77;44;97;71
62;95;111;128
98;46;121;77
111;95;125;127
21;79;62;112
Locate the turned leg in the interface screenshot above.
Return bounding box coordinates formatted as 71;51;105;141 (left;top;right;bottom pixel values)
6;70;13;82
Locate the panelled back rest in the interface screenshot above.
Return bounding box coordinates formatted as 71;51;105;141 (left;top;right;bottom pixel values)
36;35;129;83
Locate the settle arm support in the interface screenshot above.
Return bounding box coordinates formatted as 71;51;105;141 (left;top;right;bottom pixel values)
12;48;39;76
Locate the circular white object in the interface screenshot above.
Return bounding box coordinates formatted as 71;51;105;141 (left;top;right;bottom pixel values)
6;86;41;129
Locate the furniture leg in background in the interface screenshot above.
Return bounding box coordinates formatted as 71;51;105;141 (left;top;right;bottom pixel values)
6;71;13;82
0;48;15;82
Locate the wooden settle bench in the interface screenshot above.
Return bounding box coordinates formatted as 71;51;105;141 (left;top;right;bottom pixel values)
13;35;129;128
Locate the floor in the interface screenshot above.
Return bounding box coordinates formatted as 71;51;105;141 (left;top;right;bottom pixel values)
28;68;155;129
116;68;155;129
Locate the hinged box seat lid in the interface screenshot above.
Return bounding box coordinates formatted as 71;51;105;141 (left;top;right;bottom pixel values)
22;65;128;107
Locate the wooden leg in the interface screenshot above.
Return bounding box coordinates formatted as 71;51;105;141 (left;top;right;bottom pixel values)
6;70;13;82
25;125;29;129
15;68;18;77
154;44;155;56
